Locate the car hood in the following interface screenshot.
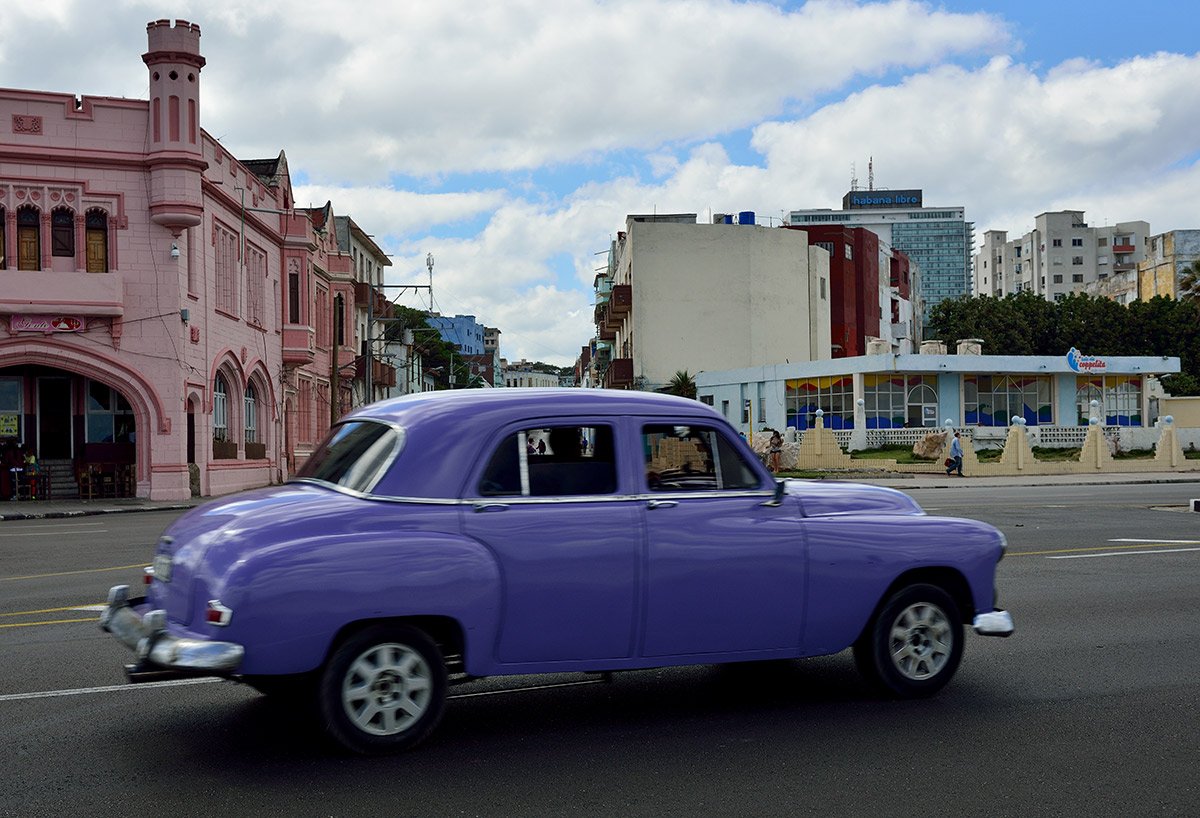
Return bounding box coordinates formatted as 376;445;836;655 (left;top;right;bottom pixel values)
783;479;924;517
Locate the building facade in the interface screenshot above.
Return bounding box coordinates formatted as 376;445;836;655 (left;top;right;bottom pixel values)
788;189;972;324
782;225;919;356
1137;229;1200;300
428;313;486;356
976;211;1150;303
0;19;392;500
590;214;831;391
697;344;1179;438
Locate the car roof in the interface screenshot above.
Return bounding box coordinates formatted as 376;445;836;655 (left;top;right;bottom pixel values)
342;389;734;499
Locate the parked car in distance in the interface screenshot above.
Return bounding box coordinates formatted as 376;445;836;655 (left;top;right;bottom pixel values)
102;388;1013;754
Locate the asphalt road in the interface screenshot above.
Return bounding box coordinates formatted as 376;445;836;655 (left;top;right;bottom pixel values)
1;485;1198;817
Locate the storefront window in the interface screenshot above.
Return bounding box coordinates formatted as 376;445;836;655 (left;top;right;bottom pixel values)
965;375;1051;426
1075;376;1141;426
785;376;854;430
862;374;906;429
86;380;134;443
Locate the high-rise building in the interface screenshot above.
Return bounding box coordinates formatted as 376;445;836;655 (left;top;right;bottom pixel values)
788;188;972;326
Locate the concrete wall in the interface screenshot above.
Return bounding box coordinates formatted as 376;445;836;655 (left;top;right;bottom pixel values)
628;220;830;389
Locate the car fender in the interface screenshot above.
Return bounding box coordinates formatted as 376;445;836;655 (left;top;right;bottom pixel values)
213;530;502;676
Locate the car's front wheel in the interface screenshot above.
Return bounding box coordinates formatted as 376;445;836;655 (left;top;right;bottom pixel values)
854;583;963;698
317;624;447;754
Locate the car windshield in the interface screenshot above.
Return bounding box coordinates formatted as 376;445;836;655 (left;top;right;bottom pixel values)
294;420;402;493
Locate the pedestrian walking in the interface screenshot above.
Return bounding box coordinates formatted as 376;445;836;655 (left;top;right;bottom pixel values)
945;431;964;476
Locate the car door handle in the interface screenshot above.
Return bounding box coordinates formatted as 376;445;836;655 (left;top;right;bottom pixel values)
473;503;510;513
646;499;678;510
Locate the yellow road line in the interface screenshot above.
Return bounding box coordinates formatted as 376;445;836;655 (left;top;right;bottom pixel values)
0;564;145;582
0;618;97;629
1012;542;1195;557
1;605;107;618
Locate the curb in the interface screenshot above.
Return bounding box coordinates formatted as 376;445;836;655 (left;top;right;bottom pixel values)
0;504;198;522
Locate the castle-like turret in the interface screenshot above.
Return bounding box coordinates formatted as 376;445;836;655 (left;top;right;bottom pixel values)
143;19;206;235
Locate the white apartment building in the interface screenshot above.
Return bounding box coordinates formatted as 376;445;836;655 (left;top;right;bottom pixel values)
592;214;831;391
975;211;1150;302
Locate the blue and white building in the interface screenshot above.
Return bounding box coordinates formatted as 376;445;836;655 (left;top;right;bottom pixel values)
697;341;1180;442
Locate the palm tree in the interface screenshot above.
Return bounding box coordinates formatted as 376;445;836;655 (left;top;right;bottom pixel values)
1178;259;1200;303
662;370;697;399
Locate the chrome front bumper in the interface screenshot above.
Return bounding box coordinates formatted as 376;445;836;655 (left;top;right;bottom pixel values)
972;609;1014;637
99;584;244;680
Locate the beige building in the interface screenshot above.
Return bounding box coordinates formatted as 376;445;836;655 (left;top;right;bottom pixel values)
975;211;1150;303
592;214;831;391
1137;229;1200;300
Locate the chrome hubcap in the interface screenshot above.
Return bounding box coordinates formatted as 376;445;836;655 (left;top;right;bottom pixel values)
888;602;952;680
342;643;432;735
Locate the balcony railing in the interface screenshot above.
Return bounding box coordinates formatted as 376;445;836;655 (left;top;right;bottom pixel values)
605;357;633;388
610;284;632;314
1112;244;1135;254
282;325;315;364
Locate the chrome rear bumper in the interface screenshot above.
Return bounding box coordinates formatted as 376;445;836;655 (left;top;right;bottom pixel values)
99;584;244;681
972;609;1014;637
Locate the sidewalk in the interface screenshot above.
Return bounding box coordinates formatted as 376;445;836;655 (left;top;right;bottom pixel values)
3;471;1199;522
806;470;1200;491
0;496;199;522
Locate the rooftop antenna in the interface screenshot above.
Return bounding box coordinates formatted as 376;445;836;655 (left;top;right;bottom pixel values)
868;156;875;191
850;162;859;191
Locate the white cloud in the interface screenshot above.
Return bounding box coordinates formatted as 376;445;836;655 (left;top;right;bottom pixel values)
3;2;1196;368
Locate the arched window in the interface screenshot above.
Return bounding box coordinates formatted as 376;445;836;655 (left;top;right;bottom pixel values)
85;211;108;273
214;374;229;441
906;383;938;428
51;209;75;257
334;294;345;346
17;207;39;270
244;383;258;443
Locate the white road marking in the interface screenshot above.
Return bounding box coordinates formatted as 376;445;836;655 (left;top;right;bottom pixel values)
1108;538;1200;544
1048;547;1200;560
0;678;222;702
0;675;607;704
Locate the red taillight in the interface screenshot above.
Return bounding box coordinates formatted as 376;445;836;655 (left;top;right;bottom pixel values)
143;567;154;585
205;600;233;626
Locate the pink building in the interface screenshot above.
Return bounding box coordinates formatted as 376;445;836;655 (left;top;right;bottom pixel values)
0;19;385;500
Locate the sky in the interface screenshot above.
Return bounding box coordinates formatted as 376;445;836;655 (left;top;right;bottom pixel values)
2;1;1197;367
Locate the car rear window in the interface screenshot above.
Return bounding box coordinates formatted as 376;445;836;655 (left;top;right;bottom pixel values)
294;420;402;493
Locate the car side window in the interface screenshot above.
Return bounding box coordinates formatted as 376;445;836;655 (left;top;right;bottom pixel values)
642;424;761;492
479;425;616;497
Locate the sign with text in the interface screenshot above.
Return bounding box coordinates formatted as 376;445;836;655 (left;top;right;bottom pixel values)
10;314;85;333
842;189;923;210
1066;347;1107;373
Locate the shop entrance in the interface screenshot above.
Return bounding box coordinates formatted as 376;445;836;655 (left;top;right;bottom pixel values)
37;377;73;459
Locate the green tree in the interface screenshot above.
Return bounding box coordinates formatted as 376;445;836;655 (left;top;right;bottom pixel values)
661;370;697;399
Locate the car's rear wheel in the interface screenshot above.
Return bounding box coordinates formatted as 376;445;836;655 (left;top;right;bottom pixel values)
317;624;447;754
854;583;963;698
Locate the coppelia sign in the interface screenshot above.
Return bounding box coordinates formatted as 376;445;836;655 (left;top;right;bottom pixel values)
1066;347;1107;373
10;314;85;333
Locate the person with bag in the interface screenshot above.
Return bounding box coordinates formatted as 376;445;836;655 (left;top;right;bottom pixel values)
945;431;964;477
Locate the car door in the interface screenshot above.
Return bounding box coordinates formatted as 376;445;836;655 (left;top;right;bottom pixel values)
639;422;806;657
461;419;640;666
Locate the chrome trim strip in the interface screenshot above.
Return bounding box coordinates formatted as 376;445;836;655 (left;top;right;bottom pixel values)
292;483;778;507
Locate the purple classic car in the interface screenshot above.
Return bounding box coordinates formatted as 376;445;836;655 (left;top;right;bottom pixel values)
102;388;1012;753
